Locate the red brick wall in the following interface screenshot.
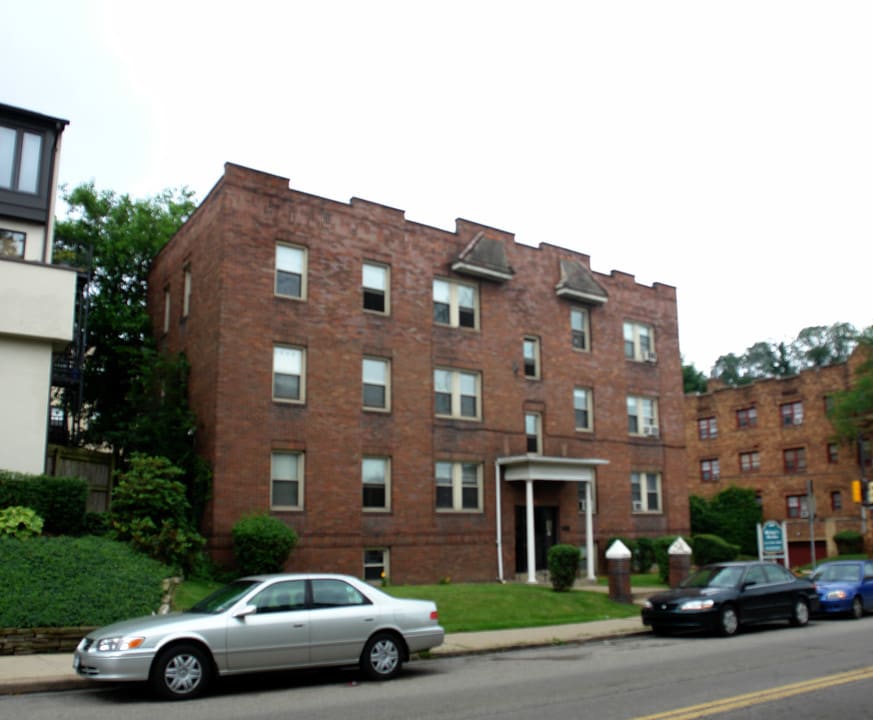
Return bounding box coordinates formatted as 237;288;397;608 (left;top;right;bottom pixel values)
149;163;689;582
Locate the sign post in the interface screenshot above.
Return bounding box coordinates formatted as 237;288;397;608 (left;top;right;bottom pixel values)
758;520;789;566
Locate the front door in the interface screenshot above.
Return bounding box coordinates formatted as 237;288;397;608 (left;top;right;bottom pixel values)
515;506;558;573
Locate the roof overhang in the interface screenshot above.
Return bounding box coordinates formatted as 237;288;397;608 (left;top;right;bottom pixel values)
497;455;608;483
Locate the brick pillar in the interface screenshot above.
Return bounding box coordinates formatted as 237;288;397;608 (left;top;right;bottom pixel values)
606;539;633;604
668;537;692;588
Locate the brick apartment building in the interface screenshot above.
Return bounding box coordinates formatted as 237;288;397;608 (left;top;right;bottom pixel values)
685;351;871;566
148;163;689;584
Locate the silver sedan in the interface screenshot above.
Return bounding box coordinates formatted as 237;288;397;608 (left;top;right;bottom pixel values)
73;573;444;700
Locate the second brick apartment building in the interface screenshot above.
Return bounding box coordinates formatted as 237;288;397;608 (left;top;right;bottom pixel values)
686;352;870;566
148;163;689;583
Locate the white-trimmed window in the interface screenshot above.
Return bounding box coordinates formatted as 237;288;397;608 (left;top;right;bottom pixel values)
623;321;655;361
362;456;390;510
273;345;305;402
363;357;390;411
523;337;540;379
435;461;483;511
182;265;192;318
433;278;477;329
700;458;720;482
0;228;25;258
627;395;658;436
363;548;389;583
570;308;589;351
434;368;481;420
574;387;593;431
363;262;389;313
271;451;303;509
525;412;542;453
631;471;661;513
577;481;597;513
275;243;307;299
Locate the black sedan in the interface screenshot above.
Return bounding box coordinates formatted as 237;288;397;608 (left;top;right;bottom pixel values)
641;561;819;637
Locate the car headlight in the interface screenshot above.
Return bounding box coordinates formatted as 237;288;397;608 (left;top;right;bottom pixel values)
679;598;715;611
825;590;848;601
643;600;653;609
95;636;146;652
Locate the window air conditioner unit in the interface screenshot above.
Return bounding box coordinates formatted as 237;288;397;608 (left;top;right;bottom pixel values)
645;351;657;362
643;425;659;437
632;501;643;512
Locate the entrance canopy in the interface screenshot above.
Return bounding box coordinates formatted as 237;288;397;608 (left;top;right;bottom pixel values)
496;455;609;583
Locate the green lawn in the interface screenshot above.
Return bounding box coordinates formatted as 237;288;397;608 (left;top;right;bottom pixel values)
174;578;651;634
383;583;642;633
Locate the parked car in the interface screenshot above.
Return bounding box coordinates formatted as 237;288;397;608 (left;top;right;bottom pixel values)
641;561;819;637
810;560;873;619
73;573;444;700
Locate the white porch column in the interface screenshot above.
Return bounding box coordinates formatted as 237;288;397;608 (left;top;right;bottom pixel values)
585;481;596;580
525;478;536;584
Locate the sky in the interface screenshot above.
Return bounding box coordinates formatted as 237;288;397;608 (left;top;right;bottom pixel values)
5;0;871;373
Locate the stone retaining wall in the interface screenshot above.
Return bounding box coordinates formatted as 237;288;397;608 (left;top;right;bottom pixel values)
0;627;95;655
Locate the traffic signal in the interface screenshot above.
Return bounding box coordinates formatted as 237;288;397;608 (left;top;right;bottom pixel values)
853;480;863;503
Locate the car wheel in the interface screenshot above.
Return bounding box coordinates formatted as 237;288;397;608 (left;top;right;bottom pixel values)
151;643;212;700
790;598;810;627
718;604;739;637
360;632;404;681
851;596;864;620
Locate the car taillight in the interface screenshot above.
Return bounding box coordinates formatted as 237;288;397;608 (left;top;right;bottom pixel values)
430;610;439;621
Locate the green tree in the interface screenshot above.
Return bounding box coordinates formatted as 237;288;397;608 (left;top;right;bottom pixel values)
682;359;708;394
713;323;864;387
829;339;873;449
54;182;196;451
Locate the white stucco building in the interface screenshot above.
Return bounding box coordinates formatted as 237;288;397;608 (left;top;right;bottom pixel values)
0;103;74;474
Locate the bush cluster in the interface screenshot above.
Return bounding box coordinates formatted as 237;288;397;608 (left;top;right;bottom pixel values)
833;530;864;555
547;544;581;591
109;454;205;574
0;535;169;627
232;513;298;575
0;471;88;534
691;534;740;565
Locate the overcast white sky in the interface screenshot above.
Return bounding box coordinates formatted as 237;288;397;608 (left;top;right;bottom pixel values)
5;1;872;373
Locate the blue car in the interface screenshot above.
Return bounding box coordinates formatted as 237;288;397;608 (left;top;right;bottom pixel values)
810;560;873;619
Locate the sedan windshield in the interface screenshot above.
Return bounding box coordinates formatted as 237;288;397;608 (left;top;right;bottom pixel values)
188;580;260;613
813;564;860;583
681;566;744;589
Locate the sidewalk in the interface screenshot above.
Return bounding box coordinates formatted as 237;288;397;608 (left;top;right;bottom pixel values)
0;588;655;696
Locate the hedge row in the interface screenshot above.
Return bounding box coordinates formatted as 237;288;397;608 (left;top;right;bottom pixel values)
0;471;88;535
0;536;169;628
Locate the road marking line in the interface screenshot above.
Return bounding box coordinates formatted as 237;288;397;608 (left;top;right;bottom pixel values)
632;666;873;720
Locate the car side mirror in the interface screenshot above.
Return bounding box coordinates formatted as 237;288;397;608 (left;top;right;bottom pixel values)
232;604;257;619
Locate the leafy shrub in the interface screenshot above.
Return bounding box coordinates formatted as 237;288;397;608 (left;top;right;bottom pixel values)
834;530;864;555
690;487;761;555
653;536;679;584
0;471;88;534
635;537;656;573
547;544;580;592
110;454;205;574
0;506;44;538
692;534;740;565
232;513;298;575
0;535;169;627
